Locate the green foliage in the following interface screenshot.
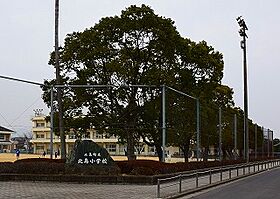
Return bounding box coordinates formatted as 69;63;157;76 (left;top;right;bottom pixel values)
43;4;257;161
274;138;280;152
115;159;247;175
0;162;65;174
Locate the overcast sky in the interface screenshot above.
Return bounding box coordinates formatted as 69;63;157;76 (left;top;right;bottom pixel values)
0;1;279;138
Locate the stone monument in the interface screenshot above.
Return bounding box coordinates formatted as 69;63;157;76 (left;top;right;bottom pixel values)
67;139;115;166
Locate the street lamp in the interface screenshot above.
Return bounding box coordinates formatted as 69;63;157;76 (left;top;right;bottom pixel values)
236;16;249;162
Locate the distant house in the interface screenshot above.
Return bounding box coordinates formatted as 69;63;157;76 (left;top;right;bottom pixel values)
11;136;32;152
0;126;14;152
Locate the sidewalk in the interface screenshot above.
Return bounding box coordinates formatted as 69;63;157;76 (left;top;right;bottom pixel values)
0;181;157;199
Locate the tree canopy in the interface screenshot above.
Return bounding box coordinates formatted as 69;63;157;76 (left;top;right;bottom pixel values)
43;4;264;162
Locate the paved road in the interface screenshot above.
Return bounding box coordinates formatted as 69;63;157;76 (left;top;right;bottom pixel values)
0;181;157;199
0;167;279;199
183;167;280;199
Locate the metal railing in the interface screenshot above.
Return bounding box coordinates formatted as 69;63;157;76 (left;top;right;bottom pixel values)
157;159;280;198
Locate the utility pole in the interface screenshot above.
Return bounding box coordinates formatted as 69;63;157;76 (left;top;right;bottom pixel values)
55;0;66;159
272;130;274;158
262;126;264;158
234;114;237;160
254;124;257;159
196;99;200;162
161;85;166;162
267;129;270;157
236;16;249;163
219;107;222;161
50;87;54;159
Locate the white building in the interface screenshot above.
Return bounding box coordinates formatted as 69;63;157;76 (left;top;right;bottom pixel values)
30;114;160;156
0;126;13;152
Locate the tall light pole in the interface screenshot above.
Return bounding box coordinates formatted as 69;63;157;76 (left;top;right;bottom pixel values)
219;107;222;161
236;16;249;162
161;85;166;162
55;0;66;159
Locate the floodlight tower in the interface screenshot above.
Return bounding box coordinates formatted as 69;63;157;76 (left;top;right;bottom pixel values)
236;16;249;162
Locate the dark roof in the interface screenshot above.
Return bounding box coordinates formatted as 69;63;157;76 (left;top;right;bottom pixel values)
0;126;14;132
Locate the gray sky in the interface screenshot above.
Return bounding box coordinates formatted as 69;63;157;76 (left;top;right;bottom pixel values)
0;1;279;138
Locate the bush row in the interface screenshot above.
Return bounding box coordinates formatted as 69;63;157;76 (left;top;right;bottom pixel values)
0;159;120;175
116;157;277;175
0;158;275;176
115;159;247;175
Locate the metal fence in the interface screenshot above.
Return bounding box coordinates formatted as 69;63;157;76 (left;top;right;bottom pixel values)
157;159;280;198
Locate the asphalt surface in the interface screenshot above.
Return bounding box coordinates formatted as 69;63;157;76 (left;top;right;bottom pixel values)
0;167;279;199
182;167;280;199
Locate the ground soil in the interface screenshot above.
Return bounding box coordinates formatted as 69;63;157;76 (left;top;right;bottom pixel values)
0;153;187;163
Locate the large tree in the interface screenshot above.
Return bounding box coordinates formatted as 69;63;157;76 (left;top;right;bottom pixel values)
45;5;184;160
166;40;225;162
44;5;233;162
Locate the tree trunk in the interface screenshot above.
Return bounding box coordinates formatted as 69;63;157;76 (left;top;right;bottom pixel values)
180;144;190;163
126;130;136;161
125;98;138;161
183;149;189;163
203;147;209;162
155;144;163;162
222;147;227;160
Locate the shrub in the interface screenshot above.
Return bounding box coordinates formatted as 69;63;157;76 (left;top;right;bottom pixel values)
0;158;269;176
0;162;15;173
116;160;167;174
11;162;65;174
130;167;158;176
115;159;249;175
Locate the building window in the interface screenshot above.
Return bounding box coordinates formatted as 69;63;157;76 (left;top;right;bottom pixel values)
119;145;125;153
95;131;103;139
148;146;155;153
36;133;45;139
68;144;74;153
36;122;45;128
135;144;145;154
36;144;44;153
68;132;76;139
0;134;4;140
106;134;116;139
5;134;10;140
106;144;116;153
82;133;90;139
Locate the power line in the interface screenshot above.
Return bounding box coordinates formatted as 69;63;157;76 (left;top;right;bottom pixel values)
0;75;44;86
10;96;42;125
0;112;14;130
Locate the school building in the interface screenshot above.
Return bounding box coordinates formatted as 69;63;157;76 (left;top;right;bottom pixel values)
30;114;173;156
